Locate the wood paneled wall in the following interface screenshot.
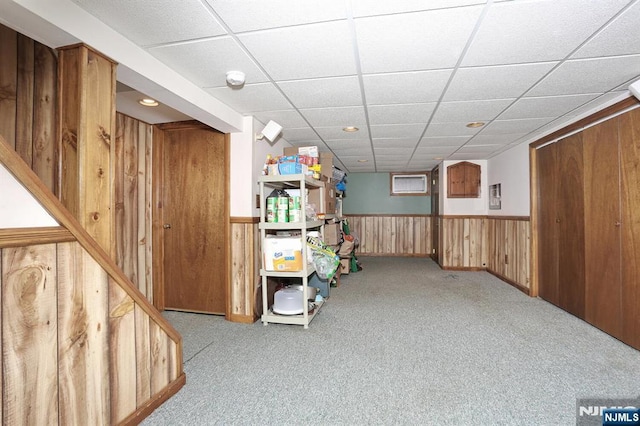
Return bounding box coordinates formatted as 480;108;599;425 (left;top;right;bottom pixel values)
229;218;259;323
0;25;57;192
114;113;154;301
0;237;183;425
438;216;530;292
440;216;487;269
345;215;431;256
487;217;530;293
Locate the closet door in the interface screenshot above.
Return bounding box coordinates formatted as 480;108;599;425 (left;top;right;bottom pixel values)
556;133;585;318
619;108;640;349
537;143;560;306
583;118;621;338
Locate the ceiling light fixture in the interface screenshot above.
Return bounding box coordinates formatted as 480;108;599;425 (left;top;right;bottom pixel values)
226;70;246;87
138;98;159;107
343;126;359;132
466;121;485;128
357;159;368;163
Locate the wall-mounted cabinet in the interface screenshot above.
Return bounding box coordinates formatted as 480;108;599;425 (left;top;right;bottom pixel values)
447;161;480;198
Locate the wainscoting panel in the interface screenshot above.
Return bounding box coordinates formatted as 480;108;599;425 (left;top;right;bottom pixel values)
487;217;530;293
440;216;487;269
345;215;431;257
229;218;259;323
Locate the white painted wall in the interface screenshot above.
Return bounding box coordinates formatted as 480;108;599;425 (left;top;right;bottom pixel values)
487;142;530;216
0;163;58;228
440;159;488;215
230;116;255;217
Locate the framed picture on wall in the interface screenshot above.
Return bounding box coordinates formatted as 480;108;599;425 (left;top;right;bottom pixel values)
489;183;501;210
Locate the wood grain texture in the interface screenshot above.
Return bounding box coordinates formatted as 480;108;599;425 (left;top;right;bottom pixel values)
16;34;34;164
109;278;137;423
582;117;622;338
149;321;170;395
486;217;530;291
440;217;486;268
57;242;110;425
1;244;58;425
135;304;152;406
619;107;640;349
0;226;75;248
0;25;18;149
229;220;258;322
345;215;431;257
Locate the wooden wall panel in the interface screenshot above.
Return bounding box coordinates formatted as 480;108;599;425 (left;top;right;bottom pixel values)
135;304;152;406
346;215;431;257
57;242;110;425
486;217;530;293
229;219;259;323
1;244;59;425
114;113;154;300
149;321;170;395
0;25;57;192
440;217;486;269
109;279;137;423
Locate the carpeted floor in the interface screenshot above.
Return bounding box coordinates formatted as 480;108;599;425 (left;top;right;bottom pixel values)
143;257;640;425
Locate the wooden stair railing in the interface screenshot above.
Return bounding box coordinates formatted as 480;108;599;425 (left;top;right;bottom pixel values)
0;136;185;424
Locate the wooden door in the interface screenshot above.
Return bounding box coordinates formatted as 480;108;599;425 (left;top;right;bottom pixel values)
583;117;622;338
619;107;640;349
431;166;440;263
158;123;228;314
536;142;560;306
556;133;586;318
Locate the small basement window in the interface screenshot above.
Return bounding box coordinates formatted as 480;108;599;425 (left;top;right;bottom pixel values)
390;172;430;196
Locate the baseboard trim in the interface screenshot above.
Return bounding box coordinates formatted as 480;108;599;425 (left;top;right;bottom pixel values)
119;373;186;426
441;266;485;271
356;253;430;258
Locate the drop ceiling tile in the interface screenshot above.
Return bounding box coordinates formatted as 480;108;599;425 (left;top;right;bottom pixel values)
207;83;291;112
448;152;489;161
148;37;268;88
372;139;418;149
364;70;452;104
238;21;356;80
498;94;600;120
373;147;414;156
431;99;514;123
315;127;370;140
564;91;630;118
419;136;472;147
280;127;321;142
299;106;366;128
462;0;629;66
277;76;362;108
370;124;426;139
368;103;436;125
413;146;459;157
407;160;440;170
573;2;640;59
457;144;502;152
328;146;373;157
71;0;227;46
423;122;484;137
467;133;527;145
528;55;640;97
209;0;347;32
351;1;486;18
480;118;553;135
253;110;310;129
355;7;483;73
325;139;371;149
444;62;557;101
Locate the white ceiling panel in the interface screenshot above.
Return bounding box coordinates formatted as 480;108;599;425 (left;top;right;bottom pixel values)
573;2;640;59
431;99;514;123
364;70;452;104
355;7;483;73
71;0;227;46
368;103;436;125
444;62;558;101
148;37;268;88
498;94;600;120
238;21;356;80
207;83;292;112
277;76;362;109
462;0;629;66
209;0;347;33
59;0;640;173
370;124;426;139
528;55;640;97
299;106;367;128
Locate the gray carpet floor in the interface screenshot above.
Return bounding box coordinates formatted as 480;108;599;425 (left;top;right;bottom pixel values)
143;257;640;425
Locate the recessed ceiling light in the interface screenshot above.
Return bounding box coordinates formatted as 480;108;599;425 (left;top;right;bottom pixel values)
139;98;159;107
343;126;359;132
434;157;443;160
466;121;485;128
357;159;368;163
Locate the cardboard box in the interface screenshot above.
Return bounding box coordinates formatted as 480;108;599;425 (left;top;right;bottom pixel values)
340;258;350;275
263;236;303;271
324;223;341;245
307;184;336;215
283;146;333;178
